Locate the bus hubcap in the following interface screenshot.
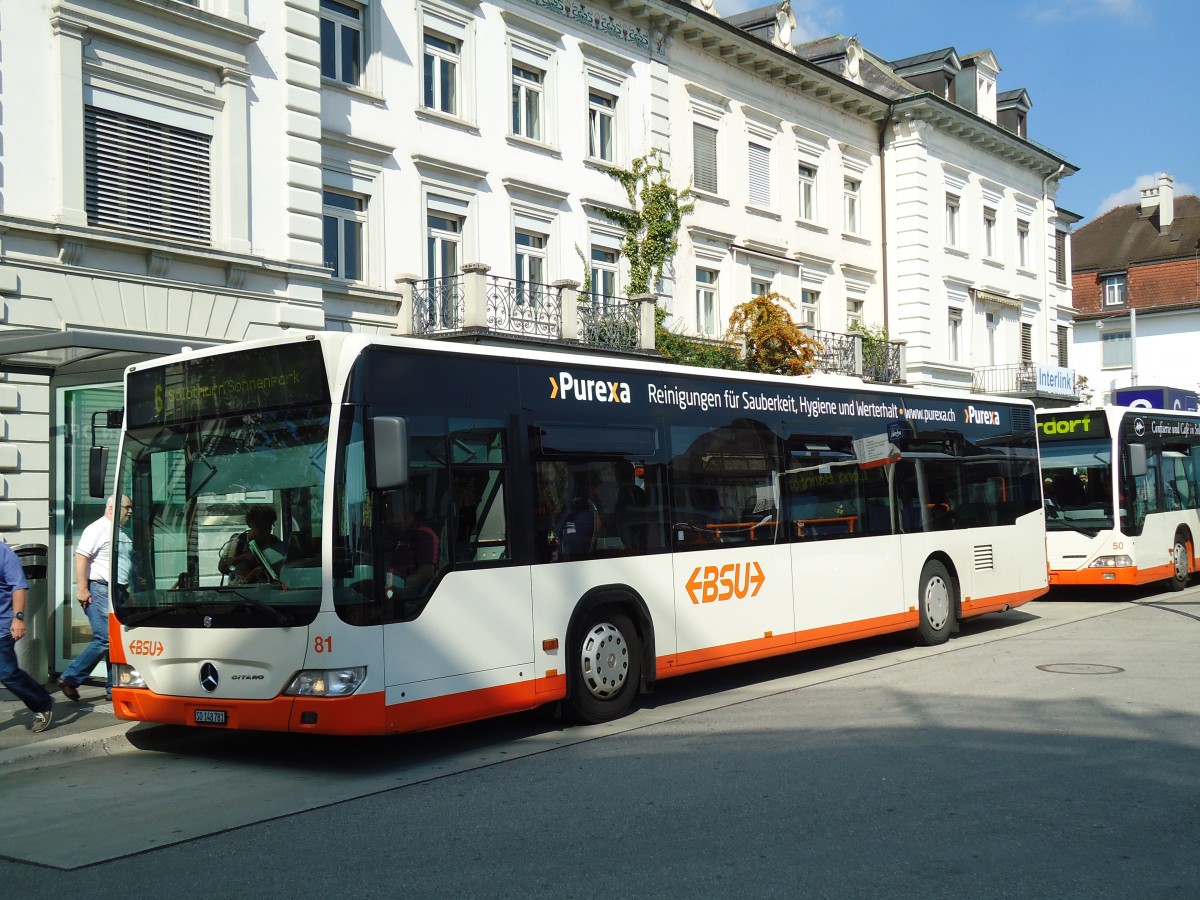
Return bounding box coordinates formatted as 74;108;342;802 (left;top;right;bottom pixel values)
580;622;628;700
1175;543;1189;580
925;577;951;630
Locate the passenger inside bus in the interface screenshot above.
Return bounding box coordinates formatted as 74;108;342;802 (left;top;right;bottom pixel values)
552;474;601;560
218;505;286;584
384;493;441;595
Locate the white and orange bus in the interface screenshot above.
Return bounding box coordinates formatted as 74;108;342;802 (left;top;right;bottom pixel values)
102;332;1047;735
1038;405;1200;590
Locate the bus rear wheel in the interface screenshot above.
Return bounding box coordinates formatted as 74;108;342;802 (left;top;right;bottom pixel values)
567;610;642;724
1166;536;1192;592
916;560;956;646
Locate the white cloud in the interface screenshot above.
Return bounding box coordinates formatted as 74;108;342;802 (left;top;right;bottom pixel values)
1026;0;1146;24
1094;174;1194;218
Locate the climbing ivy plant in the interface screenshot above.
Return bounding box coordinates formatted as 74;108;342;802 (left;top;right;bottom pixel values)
600;150;694;295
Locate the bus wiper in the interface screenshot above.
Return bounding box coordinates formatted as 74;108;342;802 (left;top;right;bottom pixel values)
1050;517;1101;538
228;591;293;627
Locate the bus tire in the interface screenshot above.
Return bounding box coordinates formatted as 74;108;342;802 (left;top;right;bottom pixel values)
916;560;956;646
567;610;642;724
1166;535;1192;592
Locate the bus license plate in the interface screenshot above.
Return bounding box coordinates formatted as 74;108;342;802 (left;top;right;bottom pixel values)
194;709;227;726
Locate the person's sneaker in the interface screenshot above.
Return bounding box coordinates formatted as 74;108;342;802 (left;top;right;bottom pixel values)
57;677;80;701
31;700;54;733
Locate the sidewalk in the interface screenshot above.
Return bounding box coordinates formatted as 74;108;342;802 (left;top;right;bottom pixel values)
0;677;139;770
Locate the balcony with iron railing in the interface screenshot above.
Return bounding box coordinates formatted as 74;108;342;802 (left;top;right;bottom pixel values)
972;362;1083;403
395;264;656;353
394;266;908;381
802;327;907;384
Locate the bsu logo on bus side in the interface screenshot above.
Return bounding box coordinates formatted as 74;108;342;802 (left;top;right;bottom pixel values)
549;371;631;404
686;562;766;604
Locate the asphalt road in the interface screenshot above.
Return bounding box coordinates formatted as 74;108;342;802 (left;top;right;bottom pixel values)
2;587;1199;898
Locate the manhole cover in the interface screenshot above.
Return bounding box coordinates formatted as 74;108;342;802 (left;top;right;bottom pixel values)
1037;663;1125;675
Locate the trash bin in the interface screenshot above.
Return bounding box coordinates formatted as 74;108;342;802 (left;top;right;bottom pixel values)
14;543;49;682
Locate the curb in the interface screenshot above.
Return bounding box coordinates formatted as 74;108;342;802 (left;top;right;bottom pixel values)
0;721;142;774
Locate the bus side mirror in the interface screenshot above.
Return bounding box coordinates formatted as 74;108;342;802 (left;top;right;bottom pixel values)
370;416;409;490
89;447;109;498
1128;443;1147;479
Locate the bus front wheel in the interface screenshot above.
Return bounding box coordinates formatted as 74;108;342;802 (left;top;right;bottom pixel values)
1166;536;1192;592
567;610;642;724
916;560;956;646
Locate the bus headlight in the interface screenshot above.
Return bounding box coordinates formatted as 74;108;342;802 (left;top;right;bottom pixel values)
1088;555;1133;568
285;667;366;697
112;663;147;689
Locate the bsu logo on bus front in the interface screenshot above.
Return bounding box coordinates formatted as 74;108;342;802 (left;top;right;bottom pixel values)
549;371;631;404
686;562;766;604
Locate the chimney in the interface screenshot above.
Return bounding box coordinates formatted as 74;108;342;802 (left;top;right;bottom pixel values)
1157;173;1174;233
1140;173;1175;234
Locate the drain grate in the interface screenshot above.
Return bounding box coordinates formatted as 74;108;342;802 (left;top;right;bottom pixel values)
1037;663;1125;675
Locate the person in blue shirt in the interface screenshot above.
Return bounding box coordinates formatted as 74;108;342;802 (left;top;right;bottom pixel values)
0;541;54;732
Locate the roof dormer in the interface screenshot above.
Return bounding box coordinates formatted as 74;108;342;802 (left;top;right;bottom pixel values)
889;48;961;101
955;50;1000;122
997;88;1031;138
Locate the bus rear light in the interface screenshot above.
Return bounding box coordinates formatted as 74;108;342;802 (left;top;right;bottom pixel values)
113;663;147;689
285;666;366;697
1088;555;1133;569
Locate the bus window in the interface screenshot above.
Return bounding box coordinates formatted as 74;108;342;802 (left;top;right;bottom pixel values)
894;456;963;532
782;436;890;539
669;417;783;547
530;421;667;561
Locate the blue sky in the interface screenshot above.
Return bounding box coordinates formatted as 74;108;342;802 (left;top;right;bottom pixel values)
719;0;1199;224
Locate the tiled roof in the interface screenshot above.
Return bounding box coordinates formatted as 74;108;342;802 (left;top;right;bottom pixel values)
1072;195;1200;271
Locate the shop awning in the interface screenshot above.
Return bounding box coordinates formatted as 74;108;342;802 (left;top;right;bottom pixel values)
0;327;221;376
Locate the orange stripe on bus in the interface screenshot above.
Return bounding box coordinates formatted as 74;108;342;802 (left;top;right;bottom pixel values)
1050;563;1172;587
387;675;564;733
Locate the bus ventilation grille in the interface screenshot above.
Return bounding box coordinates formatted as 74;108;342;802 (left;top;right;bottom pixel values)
1011;407;1034;431
973;545;995;570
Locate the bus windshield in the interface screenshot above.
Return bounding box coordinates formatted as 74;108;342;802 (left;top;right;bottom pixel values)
117;405;330;628
1039;439;1114;534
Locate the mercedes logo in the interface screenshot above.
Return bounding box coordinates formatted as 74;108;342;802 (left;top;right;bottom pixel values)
200;662;219;693
1134;417;1146;437
203;615;213;628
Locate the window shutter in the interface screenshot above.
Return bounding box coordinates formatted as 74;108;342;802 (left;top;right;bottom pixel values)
1054;231;1067;283
85;105;211;243
1057;325;1069;367
748;143;770;207
693;123;718;194
1021;322;1032;364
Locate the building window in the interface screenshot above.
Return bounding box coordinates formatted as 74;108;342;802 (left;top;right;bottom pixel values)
948;308;962;363
751;277;771;299
798;163;816;221
511;63;543;140
986;311;997;365
696;267;718;336
843;178;860;234
1021;321;1032;365
320;0;364;86
846;297;863;330
1102;329;1131;368
1054;230;1067;284
693;122;719;194
1057;325;1069;368
590;246;618;310
588;90;615;161
984;207;997;258
426;205;463;328
1017;220;1030;268
1103;273;1128;307
945;194;960;246
423;33;460;115
84;105;211;243
748;142;771;207
515;229;547;305
323;189;365;281
800;289;819;327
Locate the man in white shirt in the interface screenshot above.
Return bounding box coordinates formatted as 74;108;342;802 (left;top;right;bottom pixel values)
58;494;131;703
